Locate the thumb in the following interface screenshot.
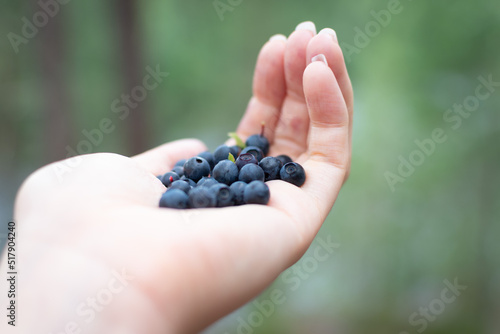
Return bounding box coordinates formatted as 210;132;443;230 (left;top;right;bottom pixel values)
301;55;350;216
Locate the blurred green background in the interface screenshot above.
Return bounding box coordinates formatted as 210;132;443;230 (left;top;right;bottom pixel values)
1;0;499;333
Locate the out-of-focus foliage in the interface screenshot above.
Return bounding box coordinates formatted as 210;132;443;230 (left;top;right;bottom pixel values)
1;1;499;333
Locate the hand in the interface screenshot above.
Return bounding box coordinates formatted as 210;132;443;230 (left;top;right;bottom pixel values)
0;21;353;334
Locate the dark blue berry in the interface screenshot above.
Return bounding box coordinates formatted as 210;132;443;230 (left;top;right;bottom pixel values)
183;157;210;182
229;145;241;158
188;187;217;208
276;155;293;166
180;176;197;188
246;134;269;156
159;189;189;209
258;157;283;181
174;159;187;167
235;153;258;170
212;183;235;207
241;146;264;162
197;177;219;188
243;181;270;205
280;162;306;187
169;180;191;194
239;164;265;183
214;145;231;164
172;166;184;177
198;151;215;170
160;172;180;187
230;181;247;205
212;160;239;185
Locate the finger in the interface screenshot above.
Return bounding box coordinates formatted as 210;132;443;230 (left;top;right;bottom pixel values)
131;139;207;176
306;28;354;180
236;34;287;143
301;57;349;217
271;21;316;158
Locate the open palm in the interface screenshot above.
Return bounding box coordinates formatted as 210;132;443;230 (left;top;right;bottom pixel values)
1;22;353;334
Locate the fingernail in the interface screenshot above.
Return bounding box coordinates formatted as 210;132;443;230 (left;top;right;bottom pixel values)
311;54;328;66
319;28;337;42
269;34;287;42
295;21;317;35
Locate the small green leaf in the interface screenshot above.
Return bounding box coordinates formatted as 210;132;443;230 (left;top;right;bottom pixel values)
228;132;246;149
228;153;235;163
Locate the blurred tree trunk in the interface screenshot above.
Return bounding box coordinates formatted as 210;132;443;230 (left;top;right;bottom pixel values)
116;0;148;155
39;2;72;163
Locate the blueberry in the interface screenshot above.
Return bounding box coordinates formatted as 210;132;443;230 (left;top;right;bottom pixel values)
276;155;293;166
239;164;265;183
229;145;241;158
169;180;191;194
159;189;189;209
246;134;269;156
258;157;283;181
280;162;306;187
175;159;187;167
183;157;210;182
241;146;264;162
243;181;270;205
214;145;231;164
230;181;247;205
180;176;197;188
160;172;180;187
172;166;184;177
212;160;239;185
188;187;217;208
198;151;215;170
197;177;219;188
212;183;235;207
235;153;258;170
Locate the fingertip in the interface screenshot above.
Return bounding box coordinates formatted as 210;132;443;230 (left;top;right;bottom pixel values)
303;58;336;92
318;28;337;42
269;34;287;42
303;59;345;129
305;30;352;109
295;21;317;35
311;54;329;67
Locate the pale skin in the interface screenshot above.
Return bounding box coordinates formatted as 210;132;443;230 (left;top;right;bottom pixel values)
0;21;353;334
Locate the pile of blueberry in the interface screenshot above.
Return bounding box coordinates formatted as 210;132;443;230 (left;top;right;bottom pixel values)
158;130;306;209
